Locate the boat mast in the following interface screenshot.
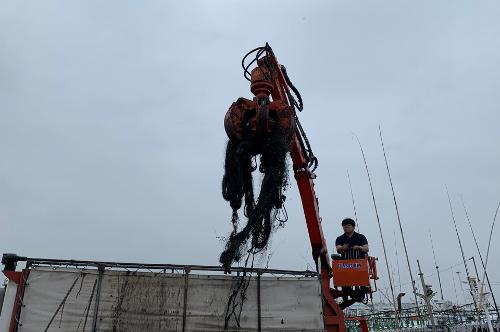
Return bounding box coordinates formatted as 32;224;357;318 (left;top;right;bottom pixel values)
461;198;500;320
445;187;479;317
429;230;444;301
378;126;421;314
346;169;358;226
354;134;398;314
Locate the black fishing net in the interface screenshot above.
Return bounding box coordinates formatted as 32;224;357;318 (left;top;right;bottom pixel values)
219;121;290;270
219;45;303;329
222;253;255;330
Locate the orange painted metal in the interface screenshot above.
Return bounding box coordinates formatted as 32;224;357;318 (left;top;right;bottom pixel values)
7;269;30;332
243;46;344;332
332;256;378;289
368;256;378;281
3;270;22;284
224;98;295;143
359;319;369;332
226;45;378;332
332;258;370;287
346;317;369;332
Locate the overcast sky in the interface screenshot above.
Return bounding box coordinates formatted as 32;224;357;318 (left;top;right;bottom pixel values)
1;1;499;305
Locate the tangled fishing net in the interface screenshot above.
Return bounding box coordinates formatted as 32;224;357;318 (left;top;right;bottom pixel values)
218;44;314;329
219;120;291;270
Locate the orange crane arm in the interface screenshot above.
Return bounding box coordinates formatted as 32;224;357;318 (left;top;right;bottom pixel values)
225;44;376;332
244;44;346;332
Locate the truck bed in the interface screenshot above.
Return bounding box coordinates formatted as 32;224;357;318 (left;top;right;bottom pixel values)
1;256;324;332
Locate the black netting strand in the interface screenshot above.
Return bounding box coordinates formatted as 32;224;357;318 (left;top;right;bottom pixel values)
220;123;290;270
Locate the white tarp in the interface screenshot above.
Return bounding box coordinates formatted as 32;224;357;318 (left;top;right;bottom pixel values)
17;267;324;331
18;269;99;332
97;271;186;331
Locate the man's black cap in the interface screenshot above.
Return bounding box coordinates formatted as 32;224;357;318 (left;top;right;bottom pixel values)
341;218;356;226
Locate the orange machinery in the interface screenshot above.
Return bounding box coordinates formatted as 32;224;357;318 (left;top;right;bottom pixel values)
332;256;378;289
225;43;378;332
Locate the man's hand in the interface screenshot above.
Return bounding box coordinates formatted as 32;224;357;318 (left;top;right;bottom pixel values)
336;244;349;253
352;244;369;253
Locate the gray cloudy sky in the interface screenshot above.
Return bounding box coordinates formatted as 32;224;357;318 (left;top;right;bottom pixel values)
1;1;499;305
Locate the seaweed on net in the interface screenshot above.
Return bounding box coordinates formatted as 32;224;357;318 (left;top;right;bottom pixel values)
219;121;290;270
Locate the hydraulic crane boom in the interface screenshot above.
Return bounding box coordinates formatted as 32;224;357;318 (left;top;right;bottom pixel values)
224;44;377;332
224;43;346;332
257;45;346;332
